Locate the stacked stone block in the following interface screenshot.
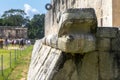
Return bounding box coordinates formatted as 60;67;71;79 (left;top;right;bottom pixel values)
96;27;118;51
111;29;120;80
28;5;120;79
96;27;119;80
28;27;120;80
52;27;120;80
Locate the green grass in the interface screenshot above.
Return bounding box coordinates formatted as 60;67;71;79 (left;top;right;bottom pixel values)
0;45;33;80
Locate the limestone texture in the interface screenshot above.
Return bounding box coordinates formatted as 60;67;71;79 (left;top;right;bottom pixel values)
112;30;120;51
99;52;114;80
58;34;96;54
96;27;118;38
28;0;120;79
97;38;111;51
79;52;98;80
58;8;97;37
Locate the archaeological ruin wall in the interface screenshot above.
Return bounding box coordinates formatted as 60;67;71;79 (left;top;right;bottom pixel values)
28;0;120;80
45;0;112;36
0;26;28;39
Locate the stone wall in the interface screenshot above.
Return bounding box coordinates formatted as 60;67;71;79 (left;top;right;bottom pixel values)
0;26;27;39
28;27;120;80
45;0;112;36
28;0;120;80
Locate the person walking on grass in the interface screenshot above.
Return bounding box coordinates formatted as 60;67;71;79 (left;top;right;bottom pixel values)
4;38;8;49
20;38;24;48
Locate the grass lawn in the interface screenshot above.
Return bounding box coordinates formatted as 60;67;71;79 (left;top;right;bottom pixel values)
0;45;33;80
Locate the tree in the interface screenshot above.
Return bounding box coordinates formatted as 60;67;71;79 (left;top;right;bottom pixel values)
2;9;27;26
27;14;45;39
0;18;4;26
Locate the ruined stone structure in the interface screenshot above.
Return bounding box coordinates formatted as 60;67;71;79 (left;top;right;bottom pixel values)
0;26;27;39
45;0;120;36
28;0;120;80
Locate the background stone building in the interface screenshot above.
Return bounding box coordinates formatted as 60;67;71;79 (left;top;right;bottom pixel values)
0;26;27;39
45;0;120;36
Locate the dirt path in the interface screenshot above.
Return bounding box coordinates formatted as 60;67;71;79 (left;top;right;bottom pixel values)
8;52;31;80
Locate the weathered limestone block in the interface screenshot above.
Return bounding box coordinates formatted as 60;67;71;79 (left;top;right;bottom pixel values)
42;8;97;54
42;34;96;54
36;49;62;80
28;40;42;79
112;52;120;79
97;38;111;51
112;38;120;51
31;40;41;58
99;52;114;80
28;45;51;80
42;34;58;48
28;40;42;72
79;52;98;80
52;59;79;80
112;30;120;51
58;8;97;37
27;43;62;80
58;34;96;54
117;30;120;37
96;27;118;38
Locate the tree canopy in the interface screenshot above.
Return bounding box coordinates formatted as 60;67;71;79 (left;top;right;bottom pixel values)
1;9;27;26
27;14;45;39
2;9;26;17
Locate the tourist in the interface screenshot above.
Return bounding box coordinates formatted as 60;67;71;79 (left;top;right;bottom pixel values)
4;38;8;49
